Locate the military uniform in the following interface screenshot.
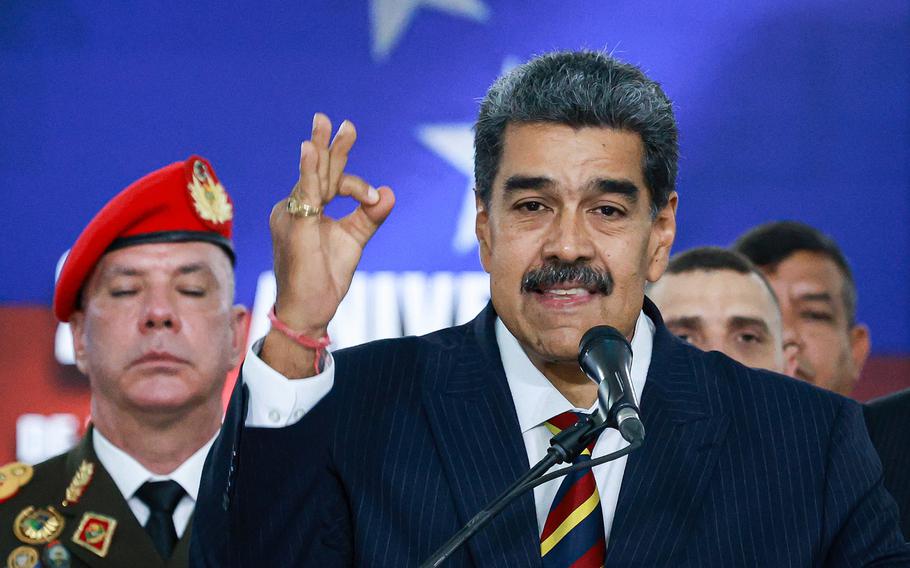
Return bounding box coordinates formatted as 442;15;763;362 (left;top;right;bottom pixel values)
0;431;191;568
3;156;233;567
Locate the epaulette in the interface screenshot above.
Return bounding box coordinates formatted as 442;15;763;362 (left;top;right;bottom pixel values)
0;462;33;503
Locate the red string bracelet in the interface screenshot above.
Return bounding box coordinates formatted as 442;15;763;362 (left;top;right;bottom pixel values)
267;305;332;374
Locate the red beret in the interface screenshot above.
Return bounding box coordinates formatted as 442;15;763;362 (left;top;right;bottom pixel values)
54;155;234;322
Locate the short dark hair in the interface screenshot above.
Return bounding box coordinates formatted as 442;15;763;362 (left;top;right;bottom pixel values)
660;246;779;308
473;50;678;216
732;221;857;326
666;246;758;276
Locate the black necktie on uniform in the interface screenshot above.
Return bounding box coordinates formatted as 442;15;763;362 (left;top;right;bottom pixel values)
136;480;185;559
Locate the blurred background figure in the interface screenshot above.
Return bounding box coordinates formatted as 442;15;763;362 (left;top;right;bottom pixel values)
734;221;909;540
734;221;870;396
0;157;247;567
648;247;797;375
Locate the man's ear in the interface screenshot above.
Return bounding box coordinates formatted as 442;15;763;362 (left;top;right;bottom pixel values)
475;192;493;274
849;323;871;378
229;305;250;368
782;340;800;378
645;192;678;283
69;311;89;375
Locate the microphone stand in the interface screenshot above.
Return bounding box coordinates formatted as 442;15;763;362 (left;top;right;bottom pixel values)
419;415;636;568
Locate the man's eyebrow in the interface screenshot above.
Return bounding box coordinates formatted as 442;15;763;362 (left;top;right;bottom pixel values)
593;178;639;202
665;316;702;329
105;263;214;278
796;292;834;304
728;316;771;334
177;263;214;276
502;175;552;193
105;266;143;277
502;176;641;201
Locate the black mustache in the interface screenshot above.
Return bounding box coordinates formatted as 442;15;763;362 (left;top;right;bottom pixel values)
521;261;613;295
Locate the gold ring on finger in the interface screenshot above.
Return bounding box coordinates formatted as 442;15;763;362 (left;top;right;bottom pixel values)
287;196;322;218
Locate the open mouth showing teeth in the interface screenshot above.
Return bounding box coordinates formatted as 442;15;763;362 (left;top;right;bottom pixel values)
539;287;594;296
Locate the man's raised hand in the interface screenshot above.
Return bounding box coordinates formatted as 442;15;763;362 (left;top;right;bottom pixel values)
262;113;395;378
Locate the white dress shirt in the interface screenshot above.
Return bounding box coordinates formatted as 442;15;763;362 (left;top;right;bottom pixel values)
242;338;335;427
497;311;653;545
243;311;654;547
92;428;216;537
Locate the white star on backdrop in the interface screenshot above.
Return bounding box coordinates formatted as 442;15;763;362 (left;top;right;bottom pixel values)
416;57;521;253
369;0;490;61
416;123;477;253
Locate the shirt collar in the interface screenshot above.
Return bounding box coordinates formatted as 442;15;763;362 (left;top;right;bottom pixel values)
497;310;655;434
92;427;216;502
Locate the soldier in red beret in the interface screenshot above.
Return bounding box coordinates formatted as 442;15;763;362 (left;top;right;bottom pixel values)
0;157;249;568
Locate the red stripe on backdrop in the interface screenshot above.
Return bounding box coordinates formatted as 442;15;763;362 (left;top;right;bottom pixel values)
851;356;910;402
0;306;907;463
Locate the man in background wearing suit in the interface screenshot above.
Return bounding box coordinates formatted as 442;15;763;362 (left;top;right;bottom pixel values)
865;388;910;539
193;51;909;566
647;246;798;375
734;221;909;537
0;157;248;568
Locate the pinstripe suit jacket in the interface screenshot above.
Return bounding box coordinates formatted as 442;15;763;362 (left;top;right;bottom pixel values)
192;299;910;567
865;389;910;540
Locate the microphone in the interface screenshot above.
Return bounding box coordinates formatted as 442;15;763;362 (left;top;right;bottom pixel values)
578;326;645;444
419;325;647;568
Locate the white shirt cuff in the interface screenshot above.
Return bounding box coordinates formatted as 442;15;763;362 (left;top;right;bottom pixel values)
242;337;335;427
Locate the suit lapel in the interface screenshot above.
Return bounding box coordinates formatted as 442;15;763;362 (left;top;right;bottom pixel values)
59;431;165;568
422;304;541;567
606;298;730;565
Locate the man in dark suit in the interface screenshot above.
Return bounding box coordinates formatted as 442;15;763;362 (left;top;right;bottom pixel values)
0;157;249;567
865;389;910;539
193;51;909;566
734;222;909;540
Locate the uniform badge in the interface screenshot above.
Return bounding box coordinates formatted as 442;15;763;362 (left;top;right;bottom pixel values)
5;545;38;568
71;512;116;558
61;460;94;508
13;506;64;545
42;540;71;568
0;463;33;504
188;159;233;225
0;474;18;503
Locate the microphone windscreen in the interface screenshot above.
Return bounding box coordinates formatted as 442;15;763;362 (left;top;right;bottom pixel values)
579;325;630;360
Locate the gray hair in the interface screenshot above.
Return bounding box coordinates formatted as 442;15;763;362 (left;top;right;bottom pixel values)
473;50;678;216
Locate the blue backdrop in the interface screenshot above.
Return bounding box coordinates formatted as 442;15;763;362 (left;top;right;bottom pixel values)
2;0;907;352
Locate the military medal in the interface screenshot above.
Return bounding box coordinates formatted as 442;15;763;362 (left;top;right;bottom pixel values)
1;463;33;487
13;506;64;545
71;512;116;558
42;540;71;568
0;462;33;504
61;460;94;508
5;545;38;568
0;473;18;503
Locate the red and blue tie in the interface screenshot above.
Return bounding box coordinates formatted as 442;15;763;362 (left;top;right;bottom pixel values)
540;411;606;568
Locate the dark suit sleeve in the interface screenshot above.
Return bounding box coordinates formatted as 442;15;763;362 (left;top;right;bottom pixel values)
822;399;910;566
191;374;349;567
312;463;355;565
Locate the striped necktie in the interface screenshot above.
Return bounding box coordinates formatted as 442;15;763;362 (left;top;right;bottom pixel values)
540;411;606;567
